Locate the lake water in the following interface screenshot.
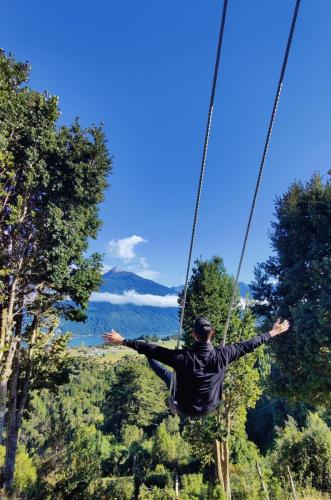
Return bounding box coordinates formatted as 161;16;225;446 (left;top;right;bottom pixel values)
69;333;167;347
70;335;105;347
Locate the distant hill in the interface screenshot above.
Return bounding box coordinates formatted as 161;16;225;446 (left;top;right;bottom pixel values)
61;268;251;345
62;301;179;340
99;267;174;296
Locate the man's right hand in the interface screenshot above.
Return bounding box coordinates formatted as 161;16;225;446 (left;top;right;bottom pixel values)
269;318;290;338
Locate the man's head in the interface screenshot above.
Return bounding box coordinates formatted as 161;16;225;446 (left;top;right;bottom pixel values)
192;317;215;342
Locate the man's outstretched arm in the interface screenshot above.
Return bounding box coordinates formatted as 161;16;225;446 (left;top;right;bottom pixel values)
103;331;177;368
223;318;290;364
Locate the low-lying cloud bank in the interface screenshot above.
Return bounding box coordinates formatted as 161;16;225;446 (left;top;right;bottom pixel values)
90;290;179;308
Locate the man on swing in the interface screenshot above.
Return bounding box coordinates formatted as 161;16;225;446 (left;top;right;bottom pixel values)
103;317;289;417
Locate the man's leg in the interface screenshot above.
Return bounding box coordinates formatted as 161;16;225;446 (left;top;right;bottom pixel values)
148;358;172;389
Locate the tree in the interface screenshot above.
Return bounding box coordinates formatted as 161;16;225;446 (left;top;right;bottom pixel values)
180;257;265;497
20;358;114;498
251;173;331;407
52;424;112;498
89;476;135;500
138;483;175;500
180;474;209;500
144;463;173;489
269;412;331;493
0;49;111;491
152;420;191;469
3;324;70;495
103;357;168;436
229;432;265;500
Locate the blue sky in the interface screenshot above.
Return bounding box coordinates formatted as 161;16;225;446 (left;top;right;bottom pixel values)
2;1;330;287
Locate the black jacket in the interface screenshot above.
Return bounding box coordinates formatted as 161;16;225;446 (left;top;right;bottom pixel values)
123;332;271;417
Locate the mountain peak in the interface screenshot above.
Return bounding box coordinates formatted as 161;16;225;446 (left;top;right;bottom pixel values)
109;266;125;274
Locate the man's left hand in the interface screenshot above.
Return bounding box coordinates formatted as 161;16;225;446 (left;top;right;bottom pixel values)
269;318;290;338
103;330;125;345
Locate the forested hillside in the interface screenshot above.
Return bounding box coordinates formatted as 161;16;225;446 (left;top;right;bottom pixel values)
61;268;252;343
4;346;330;499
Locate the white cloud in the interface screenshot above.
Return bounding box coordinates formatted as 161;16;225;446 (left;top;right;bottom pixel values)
108;235;147;260
106;235;162;281
90;290;178;308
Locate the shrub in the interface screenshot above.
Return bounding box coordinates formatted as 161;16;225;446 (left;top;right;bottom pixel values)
180;473;208;500
145;464;173;489
138;484;175;499
269;413;331;492
88;476;134;499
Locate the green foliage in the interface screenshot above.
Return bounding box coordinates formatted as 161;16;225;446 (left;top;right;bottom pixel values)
10;348;330;499
144;464;173;489
0;445;36;494
0;49;111;491
88;476;135;500
138;483;176;499
180;473;208;500
251;173;331;406
53;424;111;497
230;431;261;466
121;424;144;448
227;433;264;500
180;257;234;347
0;50;111;323
297;486;330;499
269;412;331;492
103;356;168;435
22;358;111;453
20;357;113;498
152;420;191;468
209;484;227;499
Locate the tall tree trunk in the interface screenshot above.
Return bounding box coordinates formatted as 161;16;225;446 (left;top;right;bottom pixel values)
2;351;20;494
220;441;230;497
0;307;8;354
0;337;19;443
0;379;8;446
0;279;19;443
214;439;225;489
3;360;31;496
2;317;35;492
220;410;231;499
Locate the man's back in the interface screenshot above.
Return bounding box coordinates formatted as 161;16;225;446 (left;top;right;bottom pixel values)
104;318;289;418
173;343;227;416
123;331;272;417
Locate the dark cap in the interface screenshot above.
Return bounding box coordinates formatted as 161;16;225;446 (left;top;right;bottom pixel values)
194;317;214;340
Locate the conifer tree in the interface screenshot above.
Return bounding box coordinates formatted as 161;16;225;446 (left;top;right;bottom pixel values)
251;173;331;407
180;257;264;496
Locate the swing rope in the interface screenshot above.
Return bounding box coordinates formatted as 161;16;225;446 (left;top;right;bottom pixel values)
176;0;229;351
221;0;301;345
